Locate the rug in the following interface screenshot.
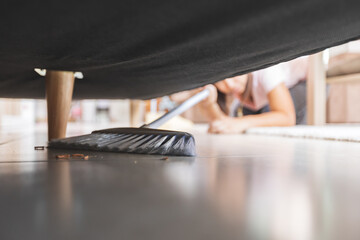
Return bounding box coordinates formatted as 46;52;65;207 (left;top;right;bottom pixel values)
246;125;360;142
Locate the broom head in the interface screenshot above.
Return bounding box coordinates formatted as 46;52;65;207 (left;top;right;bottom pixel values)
48;128;196;156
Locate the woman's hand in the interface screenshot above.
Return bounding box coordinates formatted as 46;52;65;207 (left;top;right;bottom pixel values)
198;84;218;106
192;85;225;121
208;116;249;134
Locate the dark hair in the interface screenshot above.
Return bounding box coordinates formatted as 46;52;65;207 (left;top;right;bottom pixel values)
217;90;228;115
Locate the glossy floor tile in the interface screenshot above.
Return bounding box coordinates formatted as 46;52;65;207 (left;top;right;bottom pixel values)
0;125;360;240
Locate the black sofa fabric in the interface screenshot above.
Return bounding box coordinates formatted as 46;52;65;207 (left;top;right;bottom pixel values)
0;0;359;99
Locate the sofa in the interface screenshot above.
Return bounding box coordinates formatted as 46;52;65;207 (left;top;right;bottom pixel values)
1;0;359;139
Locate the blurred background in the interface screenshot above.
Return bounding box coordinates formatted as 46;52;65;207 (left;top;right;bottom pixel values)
1;40;360;131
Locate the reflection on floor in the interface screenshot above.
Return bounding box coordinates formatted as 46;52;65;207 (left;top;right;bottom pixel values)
0;124;360;240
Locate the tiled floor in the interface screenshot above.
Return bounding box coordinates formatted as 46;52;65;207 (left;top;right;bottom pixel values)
1;124;360;240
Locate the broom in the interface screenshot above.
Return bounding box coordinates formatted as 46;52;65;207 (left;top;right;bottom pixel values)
48;89;210;156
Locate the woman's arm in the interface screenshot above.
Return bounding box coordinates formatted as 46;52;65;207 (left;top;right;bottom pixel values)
209;83;296;133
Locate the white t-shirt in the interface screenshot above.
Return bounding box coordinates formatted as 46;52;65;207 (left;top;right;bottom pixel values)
245;56;308;110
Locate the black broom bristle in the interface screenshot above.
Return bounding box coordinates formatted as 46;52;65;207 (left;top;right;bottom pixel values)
48;128;196;156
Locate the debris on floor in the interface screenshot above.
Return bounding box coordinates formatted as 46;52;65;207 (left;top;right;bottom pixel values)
56;153;90;160
56;154;70;159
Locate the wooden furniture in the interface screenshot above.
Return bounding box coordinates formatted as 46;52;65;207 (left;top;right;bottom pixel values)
130;100;145;127
45;71;75;140
307;51;360;125
307;53;327;125
327;73;360;123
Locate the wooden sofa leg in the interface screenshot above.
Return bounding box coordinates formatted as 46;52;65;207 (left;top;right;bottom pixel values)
45;70;75;141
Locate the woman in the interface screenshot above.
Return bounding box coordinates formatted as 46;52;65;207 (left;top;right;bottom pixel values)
199;57;308;134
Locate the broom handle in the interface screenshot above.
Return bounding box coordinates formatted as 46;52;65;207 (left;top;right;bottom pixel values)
142;89;210;129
